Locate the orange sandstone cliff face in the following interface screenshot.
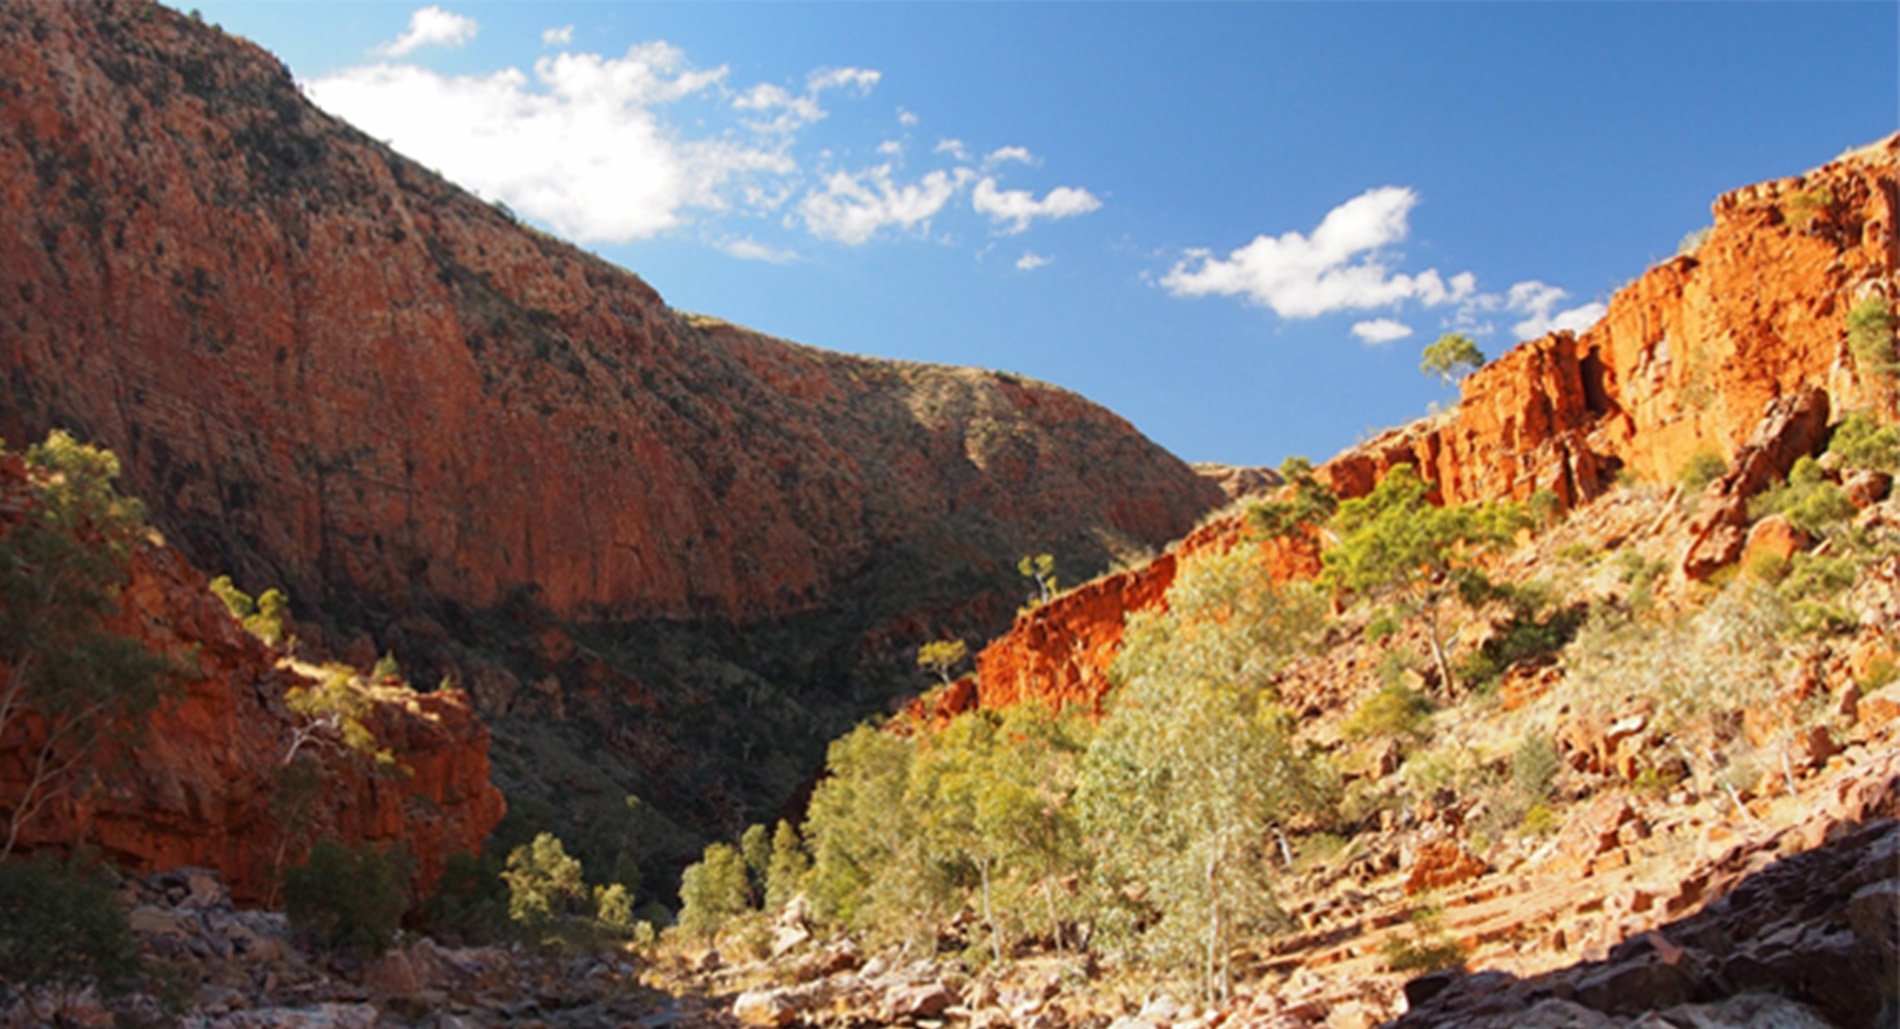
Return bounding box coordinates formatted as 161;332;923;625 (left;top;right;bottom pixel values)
975;136;1899;713
0;456;504;904
0;3;1223;637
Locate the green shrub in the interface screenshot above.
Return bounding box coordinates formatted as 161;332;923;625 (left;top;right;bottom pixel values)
1380;907;1467;973
1510;736;1560;802
1750;457;1854;536
283;838;412;957
1527;488;1563;530
677;842;751;939
1829;410;1900;473
1341;684;1433;742
208;576;290;646
763;820;810;912
1778;552;1860;636
0;853;139;1019
424;849;509;944
1678;451;1727;492
1859;655;1899;693
1847;297;1895;377
1556;543;1595;565
1616;548;1668;611
371;651;403;683
500;832;589;948
1519;803;1561;836
1457;603;1584;691
1784;186;1834;230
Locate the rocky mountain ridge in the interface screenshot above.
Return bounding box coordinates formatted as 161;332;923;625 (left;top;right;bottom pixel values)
0;0;1221;639
969;134;1899;716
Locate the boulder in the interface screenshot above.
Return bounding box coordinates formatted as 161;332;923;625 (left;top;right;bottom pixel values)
1404;839;1489;895
733;989;799;1028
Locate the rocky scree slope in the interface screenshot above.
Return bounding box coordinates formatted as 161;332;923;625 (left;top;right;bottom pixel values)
0;450;504;906
0;0;1225;847
969;135;1900;715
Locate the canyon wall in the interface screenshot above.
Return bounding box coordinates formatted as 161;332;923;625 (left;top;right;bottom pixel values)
0;2;1223;636
975;135;1899;712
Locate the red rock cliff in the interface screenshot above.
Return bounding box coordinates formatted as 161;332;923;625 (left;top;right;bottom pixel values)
0;454;505;904
1325;136;1898;506
0;2;1224;632
975;136;1899;713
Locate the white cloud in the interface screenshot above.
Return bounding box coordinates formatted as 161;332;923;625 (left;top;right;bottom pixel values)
808;67;881;93
1015;251;1051;271
971;177;1102;234
720;237;799;263
897;108;919;126
541;24;574;47
934;138;970;162
308;45;797;243
876;140;903;156
1501;280;1606;339
375;6;478;57
1351;318;1413;345
798;165;975;245
733;65;881;135
1160;186;1476;319
985;145;1036;167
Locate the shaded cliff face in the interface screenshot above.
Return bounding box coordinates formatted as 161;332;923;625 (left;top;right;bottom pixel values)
0;2;1223;633
0;454;504;905
975;136;1899;713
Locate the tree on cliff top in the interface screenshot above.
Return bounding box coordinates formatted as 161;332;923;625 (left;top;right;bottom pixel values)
917;639;970;684
0;432;173;858
1420;332;1486;384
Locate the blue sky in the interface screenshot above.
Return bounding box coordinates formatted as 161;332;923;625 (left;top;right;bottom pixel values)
190;1;1898;468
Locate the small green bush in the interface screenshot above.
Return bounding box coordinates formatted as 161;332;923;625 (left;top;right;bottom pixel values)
678;842;752;939
1381;907;1466;973
1527;489;1563;531
1779;552;1860;636
1510;736;1561;802
209;576;291;646
1750;457;1854;537
500;832;589;946
1519;803;1561;836
1858;655;1898;693
424;850;508;944
1830;410;1900;473
1556;543;1595;565
284;838;412;957
1341;684;1434;742
1784;186;1834;230
1847;297;1895;377
1678;451;1727;492
0;853;139;1018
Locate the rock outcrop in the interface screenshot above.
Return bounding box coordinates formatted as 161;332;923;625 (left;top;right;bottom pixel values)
972;519;1320;712
0;453;504;904
1325;135;1896;507
0;2;1223;636
974;136;1899;715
